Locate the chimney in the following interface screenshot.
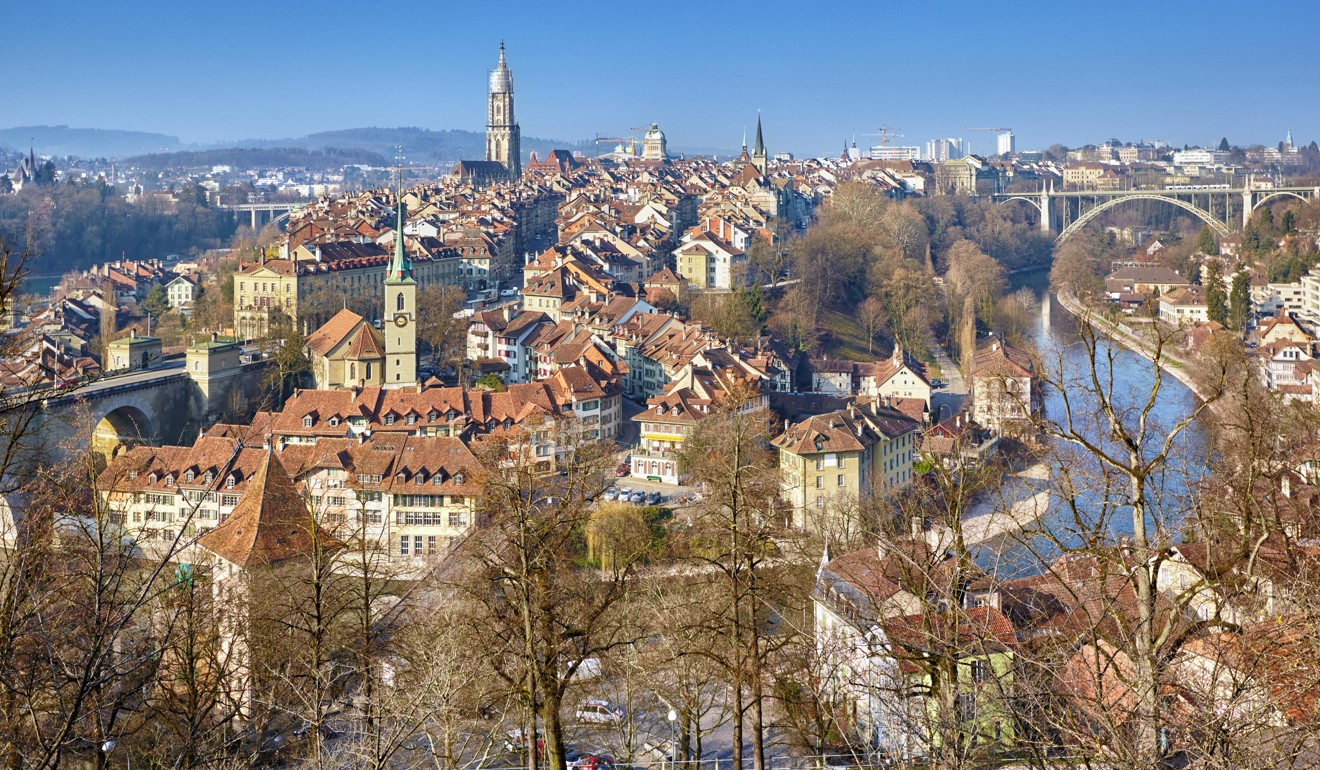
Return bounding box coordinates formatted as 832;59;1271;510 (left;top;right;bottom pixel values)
211;331;219;342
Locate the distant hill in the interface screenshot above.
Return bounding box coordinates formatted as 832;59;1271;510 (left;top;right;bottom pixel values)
0;125;185;157
124;146;389;171
233;126;597;165
0;124;735;165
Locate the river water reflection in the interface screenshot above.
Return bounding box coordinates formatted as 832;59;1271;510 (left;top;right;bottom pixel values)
978;269;1210;576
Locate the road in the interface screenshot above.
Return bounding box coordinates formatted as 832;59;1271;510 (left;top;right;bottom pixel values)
927;344;969;424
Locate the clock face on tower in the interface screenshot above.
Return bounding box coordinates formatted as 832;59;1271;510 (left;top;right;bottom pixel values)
394;313;409;328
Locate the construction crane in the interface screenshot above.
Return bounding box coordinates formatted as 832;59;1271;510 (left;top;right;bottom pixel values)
962;126;1012;137
594;134;637;156
862;125;902;146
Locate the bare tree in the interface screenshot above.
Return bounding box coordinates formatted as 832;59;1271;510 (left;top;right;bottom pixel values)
456;420;650;770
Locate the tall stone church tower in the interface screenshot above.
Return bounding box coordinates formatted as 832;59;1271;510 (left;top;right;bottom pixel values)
751;114;768;175
485;41;521;178
384;198;417;388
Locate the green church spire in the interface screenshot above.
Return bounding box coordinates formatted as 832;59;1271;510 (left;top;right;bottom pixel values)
386;196;413;283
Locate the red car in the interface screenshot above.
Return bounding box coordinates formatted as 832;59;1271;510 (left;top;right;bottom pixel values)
572;755;616;770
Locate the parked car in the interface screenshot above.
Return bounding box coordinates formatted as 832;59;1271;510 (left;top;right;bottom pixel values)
571;755;616;770
615;462;630;477
503;728;544;754
931;377;944;389
500;288;519;298
575;700;624;725
603;488;619;501
617;487;632;499
628;491;647;504
645;491;663;506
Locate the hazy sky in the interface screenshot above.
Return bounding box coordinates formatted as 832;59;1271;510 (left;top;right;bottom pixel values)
8;0;1319;156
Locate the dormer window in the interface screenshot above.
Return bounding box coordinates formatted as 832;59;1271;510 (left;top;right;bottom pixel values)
385;414;396;426
428;411;438;423
185;470;195;483
303;416;314;428
204;471;214;484
406;414;417;425
165;475;175;488
329;416;340;426
227;474;237;489
148;472;157;484
454;473;465;485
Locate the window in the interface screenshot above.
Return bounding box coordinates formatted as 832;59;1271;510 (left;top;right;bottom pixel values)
226;476;236;489
427;535;437;555
385;414;396;426
815;458;823;471
185;470;195;483
837;475;845;487
815;495;824;509
399;536;409;556
397;292;405;311
414;535;423;555
815;476;823;489
449;512;468;527
303;416;314;427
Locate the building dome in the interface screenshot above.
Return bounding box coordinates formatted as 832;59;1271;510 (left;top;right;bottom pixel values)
645;122;665;142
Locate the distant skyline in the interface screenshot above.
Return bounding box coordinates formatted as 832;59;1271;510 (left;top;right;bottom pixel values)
8;0;1319;158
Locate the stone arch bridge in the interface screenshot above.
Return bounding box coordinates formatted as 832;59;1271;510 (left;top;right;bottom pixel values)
1;351;271;469
992;185;1320;245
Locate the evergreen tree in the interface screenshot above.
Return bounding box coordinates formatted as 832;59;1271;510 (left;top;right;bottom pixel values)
738;283;769;331
141;283;170;320
1281;209;1297;235
1195;225;1218;256
34;161;57;186
1228;271;1251;331
1217;137;1230;152
1204;261;1228;325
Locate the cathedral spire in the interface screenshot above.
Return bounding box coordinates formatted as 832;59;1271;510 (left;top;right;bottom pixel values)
754;113;765;157
499;39;506;67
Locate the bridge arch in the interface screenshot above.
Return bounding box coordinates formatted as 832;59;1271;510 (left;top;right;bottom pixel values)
1252;190;1311;212
1056;194;1231;245
997;195;1044;217
92;404;158;459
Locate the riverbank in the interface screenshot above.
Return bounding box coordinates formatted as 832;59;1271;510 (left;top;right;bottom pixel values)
1054;287;1212;401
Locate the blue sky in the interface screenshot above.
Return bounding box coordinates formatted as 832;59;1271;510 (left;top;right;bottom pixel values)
7;0;1319;156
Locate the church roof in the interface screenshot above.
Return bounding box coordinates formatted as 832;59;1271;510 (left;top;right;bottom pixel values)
307;308;370;357
197;449;338;568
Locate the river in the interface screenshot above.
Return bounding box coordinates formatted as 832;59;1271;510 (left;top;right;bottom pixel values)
977;269;1209;575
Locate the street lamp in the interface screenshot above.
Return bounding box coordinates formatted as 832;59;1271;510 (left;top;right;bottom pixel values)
102;740;130;770
667;708;679;770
